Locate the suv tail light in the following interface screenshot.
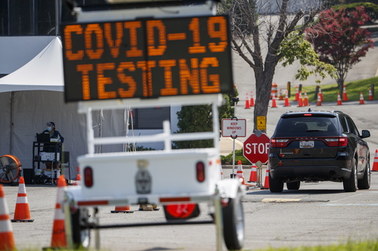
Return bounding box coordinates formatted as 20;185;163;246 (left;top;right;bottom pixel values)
271;138;289;147
324;137;348;147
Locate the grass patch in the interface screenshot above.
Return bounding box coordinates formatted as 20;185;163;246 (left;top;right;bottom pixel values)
253;240;378;251
221;149;249;165
292;77;378;103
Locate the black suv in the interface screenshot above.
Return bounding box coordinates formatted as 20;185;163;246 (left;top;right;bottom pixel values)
269;110;371;192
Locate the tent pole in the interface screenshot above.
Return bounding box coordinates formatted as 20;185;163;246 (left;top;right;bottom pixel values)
9;92;14;155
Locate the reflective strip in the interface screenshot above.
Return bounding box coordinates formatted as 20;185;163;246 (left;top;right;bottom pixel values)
0;198;9;215
0;214;10;221
53;208;65;220
17;184;26;194
160;197;191;203
16;196;28;204
0;221;13;236
55;187;65;211
77;200;109;206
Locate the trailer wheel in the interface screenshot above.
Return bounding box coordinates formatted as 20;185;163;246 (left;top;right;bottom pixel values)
222;190;244;250
71;207;91;249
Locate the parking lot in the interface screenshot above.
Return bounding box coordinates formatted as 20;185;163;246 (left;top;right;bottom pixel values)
0;101;377;250
2;171;378;251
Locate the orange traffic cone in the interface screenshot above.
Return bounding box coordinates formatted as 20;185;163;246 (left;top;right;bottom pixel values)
261;168;270;189
316;92;322;106
0;185;16;251
235;160;246;185
372;149;378;172
50;175;67;248
359;92;365;105
319;88;324;102
271;95;278;108
244;99;250;109
342;85;348;101
11;177;33;222
368;88;373;100
249;97;255;107
303;93;309;107
297;93;303;107
295;87;300;101
337;93;342;105
283;93;291;107
73;173;81;186
248;164;258;183
111;205;134;213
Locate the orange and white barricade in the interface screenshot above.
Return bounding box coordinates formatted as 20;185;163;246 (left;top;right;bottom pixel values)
372;149;378;172
50;175;67;248
12;177;34;222
0;185;16;251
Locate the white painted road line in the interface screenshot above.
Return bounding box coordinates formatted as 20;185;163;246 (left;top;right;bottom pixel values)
325;203;378;206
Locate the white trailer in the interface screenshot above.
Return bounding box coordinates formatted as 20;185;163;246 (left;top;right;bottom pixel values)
61;1;245;250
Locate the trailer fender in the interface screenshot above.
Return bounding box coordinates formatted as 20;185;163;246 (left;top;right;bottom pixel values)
216;179;245;199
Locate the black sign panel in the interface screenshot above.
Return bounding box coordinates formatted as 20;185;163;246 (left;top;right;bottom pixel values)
62;15;233;102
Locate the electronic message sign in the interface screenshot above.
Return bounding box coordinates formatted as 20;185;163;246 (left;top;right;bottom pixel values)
62;15;233;102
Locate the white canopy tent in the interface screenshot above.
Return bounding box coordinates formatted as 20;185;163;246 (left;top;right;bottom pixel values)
0;37;64;92
0;37;87;181
0;37;171;182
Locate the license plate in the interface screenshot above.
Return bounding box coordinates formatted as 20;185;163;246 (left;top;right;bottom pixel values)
300;141;314;148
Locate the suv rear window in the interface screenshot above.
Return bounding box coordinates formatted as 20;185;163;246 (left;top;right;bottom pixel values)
274;115;339;137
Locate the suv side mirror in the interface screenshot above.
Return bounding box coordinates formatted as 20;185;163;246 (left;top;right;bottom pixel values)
361;130;370;138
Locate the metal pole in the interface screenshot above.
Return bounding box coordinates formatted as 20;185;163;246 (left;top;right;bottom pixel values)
256;161;262;187
231;136;236;178
9;92;14;155
63;192;74;249
230;116;238;178
212;102;220;150
214;185;223;251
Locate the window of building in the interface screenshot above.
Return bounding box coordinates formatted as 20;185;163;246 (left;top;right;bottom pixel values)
0;0;60;36
132;107;171;130
0;0;8;35
9;0;34;35
36;0;56;35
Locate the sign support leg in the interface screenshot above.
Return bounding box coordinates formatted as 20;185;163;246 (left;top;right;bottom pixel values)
256;161;262;187
214;186;223;251
231;136;236;178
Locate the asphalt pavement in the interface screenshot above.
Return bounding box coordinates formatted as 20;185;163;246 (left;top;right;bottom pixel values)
3;171;378;251
220;99;378;161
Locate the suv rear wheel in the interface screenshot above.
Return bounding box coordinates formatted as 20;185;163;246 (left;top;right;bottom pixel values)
357;160;371;189
269;173;283;193
287;181;300;190
343;159;357;192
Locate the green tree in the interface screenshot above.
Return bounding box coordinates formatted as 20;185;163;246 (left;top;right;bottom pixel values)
333;2;378;21
219;0;334;131
306;6;374;95
279;31;336;82
174;90;237;149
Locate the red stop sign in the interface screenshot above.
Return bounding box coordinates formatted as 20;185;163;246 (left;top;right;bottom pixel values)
243;133;270;164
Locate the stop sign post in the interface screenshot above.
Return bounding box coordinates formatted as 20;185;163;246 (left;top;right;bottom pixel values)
243;132;270;164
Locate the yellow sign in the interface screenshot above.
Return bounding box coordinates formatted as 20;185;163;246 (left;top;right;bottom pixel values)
256;116;266;131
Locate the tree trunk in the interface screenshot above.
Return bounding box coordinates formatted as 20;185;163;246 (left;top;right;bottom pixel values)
337;77;344;97
253;66;276;132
